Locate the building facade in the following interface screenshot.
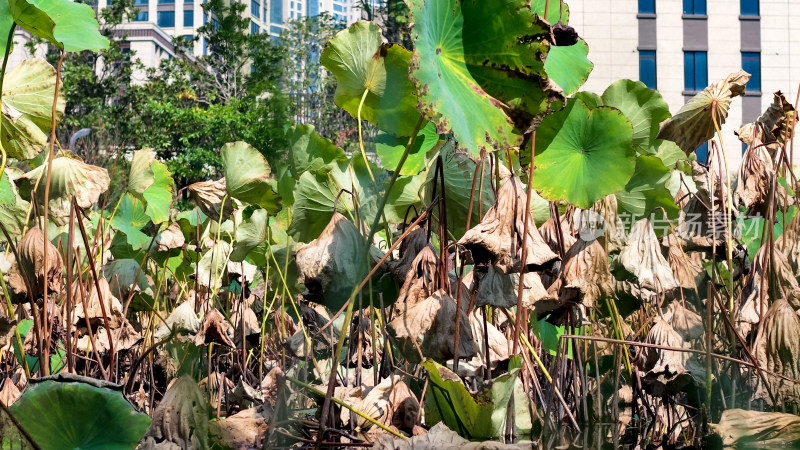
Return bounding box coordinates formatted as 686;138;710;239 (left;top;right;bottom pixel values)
567;0;800;168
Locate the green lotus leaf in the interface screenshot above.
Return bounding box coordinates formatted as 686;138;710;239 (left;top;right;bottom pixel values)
286;124;346;177
383;169;428;224
12;319;66;373
422;356;522;439
127;148;156;197
10;379;150;449
600;79;671;155
105;258;154;311
143;159;174;224
375;121;440;176
16;153;109;225
653;139;687;168
532;98;635;209
1;58;65;161
0;169;30;243
9;0;109;52
287;155;384;243
110;194;151;250
615;155;680;230
321;21;422;137
197;241;232;289
220;141;281;214
657;70;751;155
231;207;268;262
0;401;37;449
530;0;569;24
0;2;13;58
408;0;557;157
545;38;593;96
422;140;496;238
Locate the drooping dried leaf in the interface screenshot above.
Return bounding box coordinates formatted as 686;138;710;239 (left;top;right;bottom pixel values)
637;318;691;396
198;372;235;411
779;210;800;279
667;162;731;249
473;265;549;309
663;301;703;341
539;216;577;255
16;155;110;226
74;278;124;329
141;375;209;450
16;227;63;300
154;300;201;340
657;70;751;155
232;305;260;348
0;316;16;348
459;177;559;274
752;299;800;405
187;178;234;222
208;404;273;449
155;222;185;252
388;289;476;364
711;409;800;448
112;319;142;352
614;218;680;293
539;239;613;314
736;91;796;149
0;379;21;407
194;309;235;348
734;141;776;214
295;212;364;311
355;375;420;433
395;246;438;308
374;422;532;450
666;244;705;292
469;309;510;366
387;226;431;283
737;245;800;336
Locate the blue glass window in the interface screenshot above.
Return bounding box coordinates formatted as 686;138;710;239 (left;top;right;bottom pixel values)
684;51;707;91
134;10;148;21
639;50;657;89
333;3;342;11
251;0;260;18
696;142;709;164
741;0;759;15
639;0;655;14
742;52;761;91
270;25;282;35
271;0;283;24
184;9;194;26
134;0;147;5
307;0;319;16
157;10;175;27
251;22;260;34
158;0;174;4
684;0;706;14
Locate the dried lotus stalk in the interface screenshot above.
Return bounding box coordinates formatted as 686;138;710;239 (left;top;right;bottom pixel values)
752;299;800;405
737;245;800;337
538;239;613;314
473;265;549;309
16;227;63;300
187;178;234;221
387;226;431;283
459;177;558;274
638;318;692;396
388;289;476;364
614;218;680;293
295;212;363;310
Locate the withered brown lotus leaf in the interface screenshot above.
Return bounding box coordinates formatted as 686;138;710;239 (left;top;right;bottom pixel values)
295;212;363;310
737;245;800;336
614;218;680;293
232;305;260;347
112;319;142;352
4;253;28;303
356;376;420;433
474;265;549;309
538;239;612;314
736;92;795;149
539;216;577;255
387;226;431;283
734;142;776;214
663;301;703;341
155;222;185;252
711;409;800;448
208;404;273;449
469;309;509;365
74;277;124;329
187;178;234;221
671;162;732;249
459;177;558;274
194;309;235;347
142;375;209;450
638;318;692;396
778;210;800;279
395;245;438;308
388;289;476;364
752;299;800;405
17;227;63;300
666;243;705;291
0;316;16;348
0;379;21;407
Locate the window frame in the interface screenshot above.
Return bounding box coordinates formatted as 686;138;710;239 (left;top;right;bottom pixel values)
183;9;194;27
740;0;759;16
639;50;657;89
683;0;707;15
638;0;655;14
157;10;175;27
741;51;761;92
684;51;708;92
251;0;260;18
